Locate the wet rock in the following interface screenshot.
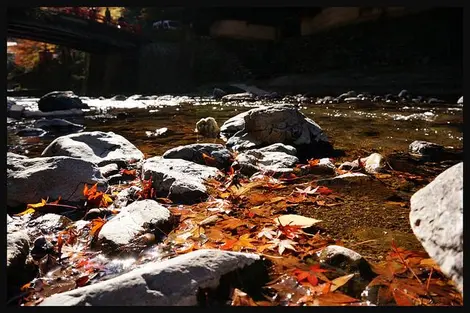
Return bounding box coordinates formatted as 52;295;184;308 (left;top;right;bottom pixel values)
33;118;84;131
344;97;360;102
146;127;172;138
99;163;119;177
372;96;383;102
256;143;297;155
398;90;409;99
410;162;463;293
299;157;336;175
8;104;25;119
109;186;141;209
38;91;89;112
457;96;463;105
338;91;357;101
363;153;386;174
233;146;299;177
7;153;107;207
98;199;171;247
385;94;398;102
427;97;444;104
319;245;374;278
30;236;55;261
195;117;220;138
142;157;220;204
41;131;144;167
409;140;444;160
212;88;227;99
222;104;332;157
39;249;260;306
111;95;127;101
222;92;255;102
108;173;135;185
84;208;110;220
219;111;250;141
338;153;386;174
7;98;16;110
27;213;72;235
7;230;30;272
163;143;233;169
23;108;85;119
16;128;47;137
318;172;371;187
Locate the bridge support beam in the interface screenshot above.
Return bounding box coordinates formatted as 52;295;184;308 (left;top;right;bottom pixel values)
85;50;139;97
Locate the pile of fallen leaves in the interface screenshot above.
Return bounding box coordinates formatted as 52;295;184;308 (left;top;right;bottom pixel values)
12;160;463;306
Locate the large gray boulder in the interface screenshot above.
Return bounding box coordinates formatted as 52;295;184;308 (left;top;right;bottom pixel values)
39;249;260;306
98;200;171;247
38;91;89;112
142;157;220;204
410;162;463;293
41;131;144;166
221;105;332;156
163;143;233;169
219;111;250;141
7;153;107;207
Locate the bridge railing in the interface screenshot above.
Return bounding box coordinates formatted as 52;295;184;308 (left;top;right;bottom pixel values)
41;7;142;34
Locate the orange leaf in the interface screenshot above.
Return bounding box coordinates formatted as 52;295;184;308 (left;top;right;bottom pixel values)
202;153;218;167
392;289;415;306
317;186;333;195
217;218;246;230
308;159;320;167
220;238;238;250
120;169;137;177
89;217;107;239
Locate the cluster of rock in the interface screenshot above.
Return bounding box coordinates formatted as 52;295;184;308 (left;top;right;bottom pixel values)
7;91;89;120
211;87;463;106
6;102;463;304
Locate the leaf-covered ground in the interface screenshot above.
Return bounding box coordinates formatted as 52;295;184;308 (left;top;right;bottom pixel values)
12;158;463;306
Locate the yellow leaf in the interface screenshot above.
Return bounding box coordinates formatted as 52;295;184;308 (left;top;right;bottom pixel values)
275;214;322;228
27;199;47;209
102;193;113;204
330;273;355;292
15;208;36;216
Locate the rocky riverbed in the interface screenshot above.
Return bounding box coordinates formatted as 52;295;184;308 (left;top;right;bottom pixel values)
6;91;463;306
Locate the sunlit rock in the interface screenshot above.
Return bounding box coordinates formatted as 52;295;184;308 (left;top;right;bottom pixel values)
221;104;332;158
195;117;220;138
7;153;107;207
39;249;260;306
163;143;232;169
41;131;144;167
98;199;171;247
142;157;220;204
410;162;463;294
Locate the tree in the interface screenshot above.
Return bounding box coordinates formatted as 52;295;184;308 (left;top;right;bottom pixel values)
9;39;56;71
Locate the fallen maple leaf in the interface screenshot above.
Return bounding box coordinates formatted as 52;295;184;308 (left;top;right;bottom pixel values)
329;273;355;292
221;234;257;252
89;217;107;240
257;227;277;240
317;186;333;195
294;185;319;195
275;214;322;228
120;169;137;177
201;152;218;167
268;238;297;255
